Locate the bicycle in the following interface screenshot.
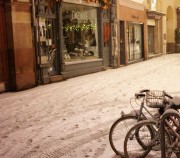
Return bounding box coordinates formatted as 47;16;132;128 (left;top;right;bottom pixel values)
161;109;180;158
123;94;180;158
109;89;170;157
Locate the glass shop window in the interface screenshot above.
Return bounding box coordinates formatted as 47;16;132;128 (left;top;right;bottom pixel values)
62;3;99;62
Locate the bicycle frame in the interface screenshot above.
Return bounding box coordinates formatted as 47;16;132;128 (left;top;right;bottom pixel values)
122;97;161;146
123;96;158;122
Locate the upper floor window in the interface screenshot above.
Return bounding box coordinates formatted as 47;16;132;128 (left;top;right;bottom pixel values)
147;0;157;11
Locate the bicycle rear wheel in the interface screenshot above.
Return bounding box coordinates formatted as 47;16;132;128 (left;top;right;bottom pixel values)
109;115;139;157
124;120;173;158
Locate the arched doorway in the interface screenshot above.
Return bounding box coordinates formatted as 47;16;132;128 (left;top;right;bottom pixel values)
166;6;175;53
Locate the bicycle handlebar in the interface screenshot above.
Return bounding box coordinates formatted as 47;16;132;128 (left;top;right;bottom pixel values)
135;93;146;98
163;90;173;99
135;89;150;99
135;90;173;100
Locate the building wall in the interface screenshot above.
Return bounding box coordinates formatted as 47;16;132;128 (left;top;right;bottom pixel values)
13;3;36;90
5;1;36;91
0;1;8;83
0;0;9;92
117;0;148;64
118;5;146;22
158;0;177;53
145;0;180;54
131;0;144;4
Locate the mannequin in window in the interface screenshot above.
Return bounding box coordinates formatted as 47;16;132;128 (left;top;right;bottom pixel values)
48;43;56;72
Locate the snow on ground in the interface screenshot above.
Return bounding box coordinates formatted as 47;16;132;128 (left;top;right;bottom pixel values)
0;54;180;158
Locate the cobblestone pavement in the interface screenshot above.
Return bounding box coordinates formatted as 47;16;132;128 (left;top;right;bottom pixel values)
0;54;180;158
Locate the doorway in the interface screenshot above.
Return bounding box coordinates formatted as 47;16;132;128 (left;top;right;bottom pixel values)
35;0;60;84
127;23;143;61
148;26;155;53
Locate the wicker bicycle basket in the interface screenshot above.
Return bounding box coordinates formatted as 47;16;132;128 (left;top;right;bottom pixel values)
146;90;165;108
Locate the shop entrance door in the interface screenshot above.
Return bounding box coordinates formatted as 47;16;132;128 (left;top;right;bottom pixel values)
120;21;126;65
35;0;60;84
128;23;143;61
0;2;8;91
148;26;155;54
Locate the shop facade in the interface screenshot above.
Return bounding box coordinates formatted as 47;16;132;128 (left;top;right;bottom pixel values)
0;0;113;92
34;0;112;84
117;0;148;65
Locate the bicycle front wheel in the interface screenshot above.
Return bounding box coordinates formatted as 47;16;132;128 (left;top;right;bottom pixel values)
109;115;139;157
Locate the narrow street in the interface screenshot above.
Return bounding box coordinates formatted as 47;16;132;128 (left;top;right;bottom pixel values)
0;54;180;158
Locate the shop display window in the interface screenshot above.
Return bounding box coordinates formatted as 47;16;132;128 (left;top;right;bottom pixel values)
62;3;99;62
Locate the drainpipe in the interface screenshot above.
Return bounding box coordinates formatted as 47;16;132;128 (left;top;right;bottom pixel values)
31;0;39;85
110;0;118;68
32;0;36;26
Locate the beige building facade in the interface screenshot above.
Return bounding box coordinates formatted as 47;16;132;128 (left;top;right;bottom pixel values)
0;0;179;92
116;0;180;67
145;0;180;53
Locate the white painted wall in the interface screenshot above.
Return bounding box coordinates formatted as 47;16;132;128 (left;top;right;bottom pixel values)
131;0;144;4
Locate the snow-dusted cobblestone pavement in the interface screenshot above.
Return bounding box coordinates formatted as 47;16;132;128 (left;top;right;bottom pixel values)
0;54;180;158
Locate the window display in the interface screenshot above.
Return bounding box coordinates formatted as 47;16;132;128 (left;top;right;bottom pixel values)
62;3;99;62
